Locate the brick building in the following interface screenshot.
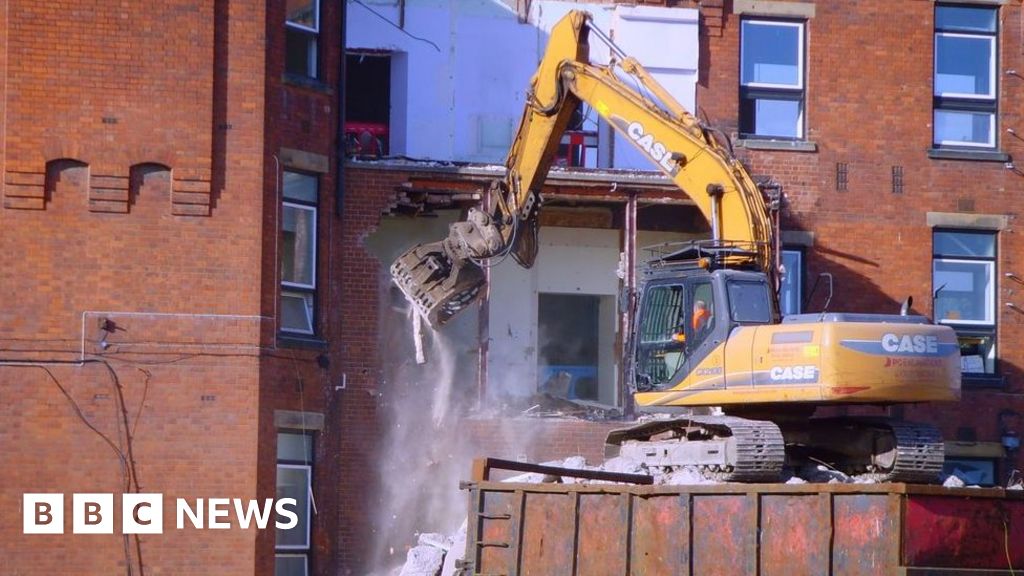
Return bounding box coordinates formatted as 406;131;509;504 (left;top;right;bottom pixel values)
0;0;351;574
2;0;1024;575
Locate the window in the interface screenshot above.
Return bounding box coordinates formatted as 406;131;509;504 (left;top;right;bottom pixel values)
740;19;805;139
933;230;996;375
281;172;318;335
933;5;997;148
345;53;391;156
780;249;803;316
728;280;773;323
276;432;313;576
286;0;319;78
634;284;686;391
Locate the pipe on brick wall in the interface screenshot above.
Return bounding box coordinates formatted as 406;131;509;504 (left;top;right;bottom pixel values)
335;0;348;218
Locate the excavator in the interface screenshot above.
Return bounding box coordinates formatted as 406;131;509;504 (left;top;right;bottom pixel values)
391;11;961;482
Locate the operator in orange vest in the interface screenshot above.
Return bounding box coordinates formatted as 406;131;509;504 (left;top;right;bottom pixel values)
692;299;710;332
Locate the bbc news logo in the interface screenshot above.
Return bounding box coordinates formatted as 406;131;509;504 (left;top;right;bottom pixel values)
23;494;298;534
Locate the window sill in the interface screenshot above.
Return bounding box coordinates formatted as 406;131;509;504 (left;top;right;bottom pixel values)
927;148;1009;162
735;139;818;153
962;373;1006;389
282;73;333;94
277;333;329;350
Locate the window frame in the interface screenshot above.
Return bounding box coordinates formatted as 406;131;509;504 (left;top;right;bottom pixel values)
932;4;999;149
285;0;320;34
276;431;314;572
932;228;998;379
285;0;321;79
739;18;807;140
280;171;319;337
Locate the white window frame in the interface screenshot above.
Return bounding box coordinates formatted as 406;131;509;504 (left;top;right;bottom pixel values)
739;18;806;139
932;5;998;149
281;201;317;290
933;32;996;100
740;20;805;90
933;109;997;148
932;258;995;325
275;463;312;550
285;0;320;33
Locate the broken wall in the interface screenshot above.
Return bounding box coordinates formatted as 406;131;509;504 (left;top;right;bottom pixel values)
346;0;698;170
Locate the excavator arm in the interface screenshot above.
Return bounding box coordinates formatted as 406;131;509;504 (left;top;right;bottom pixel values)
391;10;774;326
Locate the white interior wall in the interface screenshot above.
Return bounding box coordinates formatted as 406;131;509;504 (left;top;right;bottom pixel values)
347;0;699;166
488;227;619;400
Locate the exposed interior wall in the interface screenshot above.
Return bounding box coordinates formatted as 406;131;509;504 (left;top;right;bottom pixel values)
486;225;704;407
346;0;698;168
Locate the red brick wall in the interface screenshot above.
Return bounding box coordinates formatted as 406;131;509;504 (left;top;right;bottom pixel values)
0;0;267;574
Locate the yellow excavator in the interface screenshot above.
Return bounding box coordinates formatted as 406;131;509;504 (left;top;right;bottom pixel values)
391;11;961;482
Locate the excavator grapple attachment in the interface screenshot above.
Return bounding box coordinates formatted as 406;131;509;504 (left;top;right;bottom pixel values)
391;240;486;327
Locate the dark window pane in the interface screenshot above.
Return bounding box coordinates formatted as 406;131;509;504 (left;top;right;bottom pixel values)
741;21;801;87
286;28;318;78
281;292;314;334
278;433;313;462
276;466;311;547
728;281;772;323
284;172;318;203
281;204;316;287
935;35;993;97
936;6;996;33
934;231;995;258
934;109;993;147
275;555;308;576
286;0;318;31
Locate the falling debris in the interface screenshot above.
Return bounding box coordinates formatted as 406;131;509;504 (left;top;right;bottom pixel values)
412;310;426;365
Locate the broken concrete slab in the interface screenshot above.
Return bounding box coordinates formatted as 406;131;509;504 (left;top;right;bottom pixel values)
398;545;445;576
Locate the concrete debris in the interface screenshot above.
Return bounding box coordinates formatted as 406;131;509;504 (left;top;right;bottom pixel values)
394;522;467;576
659;466;718;486
799;464;850;484
598;456;646;476
439;522;467;576
398;545;445;576
418;532;454;552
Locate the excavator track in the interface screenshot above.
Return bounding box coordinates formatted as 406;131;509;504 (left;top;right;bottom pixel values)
607;416;945;484
836;418;945;484
606;415;786;482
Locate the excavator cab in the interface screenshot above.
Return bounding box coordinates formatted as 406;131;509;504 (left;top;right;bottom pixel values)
632;263;774;393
